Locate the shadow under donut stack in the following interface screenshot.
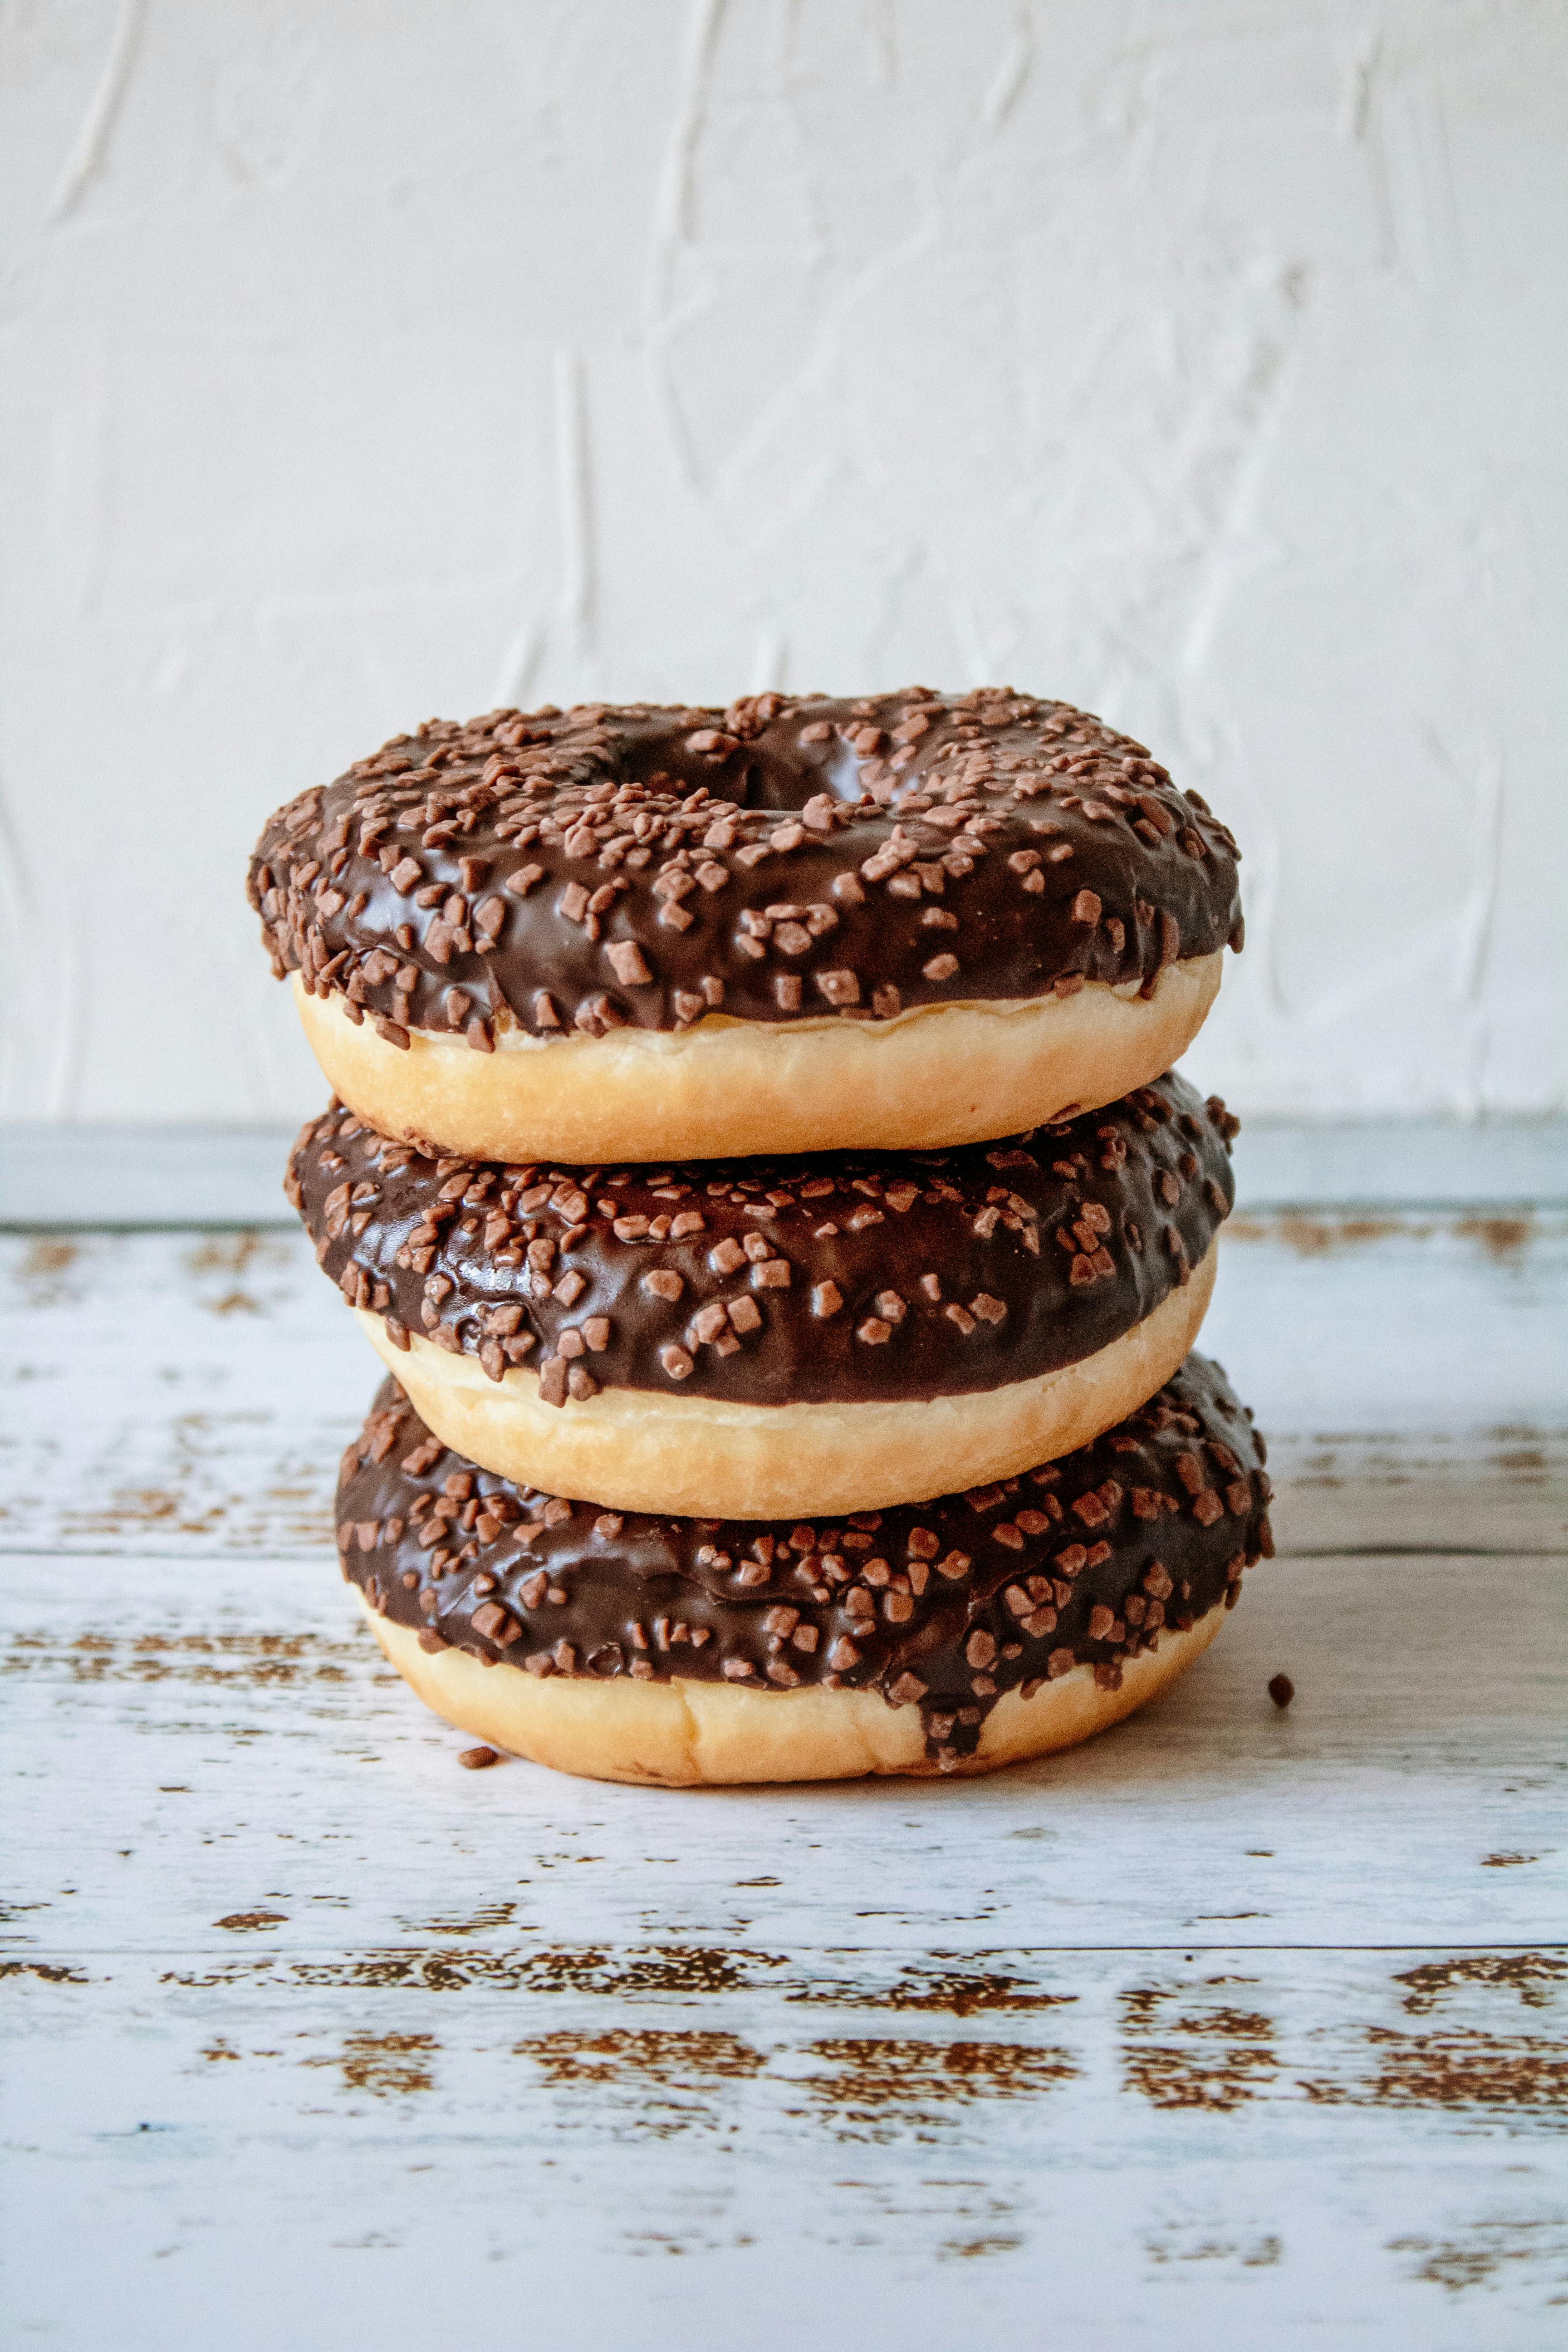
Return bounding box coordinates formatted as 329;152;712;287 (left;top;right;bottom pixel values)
249;687;1272;1782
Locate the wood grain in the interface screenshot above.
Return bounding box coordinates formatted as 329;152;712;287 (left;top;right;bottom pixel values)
5;1548;1563;1951
4;1540;1566;2347
2;1210;1565;2346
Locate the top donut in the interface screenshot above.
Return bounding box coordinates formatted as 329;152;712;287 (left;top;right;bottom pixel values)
250;689;1244;1162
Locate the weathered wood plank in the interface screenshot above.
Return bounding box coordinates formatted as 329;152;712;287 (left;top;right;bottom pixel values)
1207;1208;1568;1553
4;1219;1563;1558
0;1124;303;1227
4;1222;1565;2348
5;1932;1565;2349
5;1548;1567;2345
4;1551;1563;1955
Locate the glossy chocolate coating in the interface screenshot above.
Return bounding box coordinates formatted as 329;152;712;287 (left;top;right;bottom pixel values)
339;1355;1272;1768
294;1074;1238;1407
249;690;1243;1048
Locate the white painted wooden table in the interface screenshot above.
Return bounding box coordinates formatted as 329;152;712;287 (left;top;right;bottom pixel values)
3;1129;1565;2349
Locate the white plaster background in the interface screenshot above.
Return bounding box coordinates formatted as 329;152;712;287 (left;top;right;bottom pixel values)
2;0;1563;1126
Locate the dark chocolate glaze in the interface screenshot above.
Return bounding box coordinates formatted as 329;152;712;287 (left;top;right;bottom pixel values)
248;690;1244;1049
293;1075;1238;1408
340;1356;1273;1769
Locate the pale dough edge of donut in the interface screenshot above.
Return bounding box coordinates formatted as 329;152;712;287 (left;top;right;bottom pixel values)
355;1590;1226;1784
293;954;1223;1162
353;1242;1215;1517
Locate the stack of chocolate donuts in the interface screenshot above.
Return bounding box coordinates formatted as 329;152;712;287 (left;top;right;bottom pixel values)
249;687;1273;1783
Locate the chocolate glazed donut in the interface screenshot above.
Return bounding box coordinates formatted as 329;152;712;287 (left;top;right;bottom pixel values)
339;1356;1273;1785
250;689;1244;1161
293;1076;1240;1517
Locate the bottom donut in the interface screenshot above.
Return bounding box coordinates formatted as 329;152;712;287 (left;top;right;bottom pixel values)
337;1354;1273;1785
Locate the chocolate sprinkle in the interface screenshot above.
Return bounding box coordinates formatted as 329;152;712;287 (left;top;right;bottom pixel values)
338;1354;1273;1764
248;691;1243;1043
290;1073;1239;1408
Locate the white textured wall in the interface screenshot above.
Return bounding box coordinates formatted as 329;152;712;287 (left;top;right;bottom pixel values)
2;0;1564;1125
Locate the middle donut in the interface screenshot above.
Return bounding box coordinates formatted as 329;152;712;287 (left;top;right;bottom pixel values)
291;1072;1238;1519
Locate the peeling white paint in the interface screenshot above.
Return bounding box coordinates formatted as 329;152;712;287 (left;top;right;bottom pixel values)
0;0;1562;1123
